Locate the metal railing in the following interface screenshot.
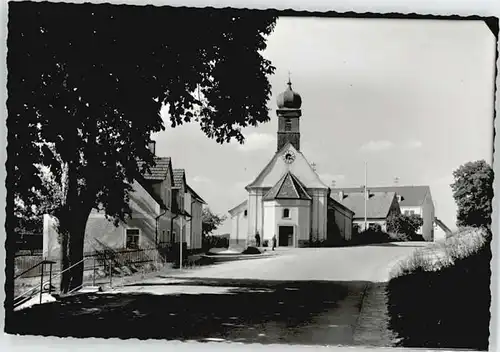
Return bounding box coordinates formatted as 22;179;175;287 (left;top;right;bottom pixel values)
14;256;111;309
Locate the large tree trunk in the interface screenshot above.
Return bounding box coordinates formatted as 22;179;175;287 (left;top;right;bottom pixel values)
59;211;89;294
58;159;93;294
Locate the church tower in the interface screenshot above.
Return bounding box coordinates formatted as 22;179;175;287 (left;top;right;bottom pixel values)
276;78;302;151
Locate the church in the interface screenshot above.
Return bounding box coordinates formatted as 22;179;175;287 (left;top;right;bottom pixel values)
228;79;356;248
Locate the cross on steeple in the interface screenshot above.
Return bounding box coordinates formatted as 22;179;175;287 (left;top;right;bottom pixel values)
287;70;292;86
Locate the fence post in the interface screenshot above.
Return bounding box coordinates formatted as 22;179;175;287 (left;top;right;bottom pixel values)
93;257;96;287
40;263;44;304
109;260;112;288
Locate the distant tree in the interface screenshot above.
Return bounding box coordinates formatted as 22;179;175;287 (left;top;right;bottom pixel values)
451;160;494;229
7;2;276;294
202;208;227;237
387;214;424;239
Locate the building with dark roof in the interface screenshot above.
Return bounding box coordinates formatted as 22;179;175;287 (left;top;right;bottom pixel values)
332;185;435;241
330;190;401;232
51;141;208;259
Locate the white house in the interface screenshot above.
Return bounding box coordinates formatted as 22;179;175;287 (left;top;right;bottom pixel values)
43;142;206;258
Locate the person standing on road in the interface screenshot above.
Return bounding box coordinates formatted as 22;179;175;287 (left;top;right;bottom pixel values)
272;234;277;251
255;232;261;247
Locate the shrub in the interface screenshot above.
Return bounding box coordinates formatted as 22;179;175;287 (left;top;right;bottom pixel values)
387;227;491;350
386;214;424;241
242;246;261;255
351;228;391;245
390;226;490;278
202;234;229;251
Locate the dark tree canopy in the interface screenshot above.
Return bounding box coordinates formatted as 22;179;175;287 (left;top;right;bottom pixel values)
7;2;276;293
386;214;424;238
202;208;227;237
451;160;494;228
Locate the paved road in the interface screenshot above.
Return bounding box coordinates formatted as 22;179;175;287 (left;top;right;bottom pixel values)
9;243;427;345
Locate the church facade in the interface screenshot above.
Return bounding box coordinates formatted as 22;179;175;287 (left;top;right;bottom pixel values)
228;80;354;248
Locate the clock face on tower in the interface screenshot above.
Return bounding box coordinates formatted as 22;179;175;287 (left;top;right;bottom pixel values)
283;150;296;164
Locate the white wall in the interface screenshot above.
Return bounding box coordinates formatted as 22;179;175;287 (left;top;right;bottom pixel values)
422;193;435;241
230;203;249;246
184;191;192;248
264;199;311;247
433;223;448;242
309;189;328;241
43;180;165;259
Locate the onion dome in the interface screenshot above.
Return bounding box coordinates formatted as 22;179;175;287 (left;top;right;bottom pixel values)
276;79;302;109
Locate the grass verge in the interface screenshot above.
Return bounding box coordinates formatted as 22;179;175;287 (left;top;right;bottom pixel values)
386;227;491;350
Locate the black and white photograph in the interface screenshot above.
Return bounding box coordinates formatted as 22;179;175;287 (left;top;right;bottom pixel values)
3;1;499;351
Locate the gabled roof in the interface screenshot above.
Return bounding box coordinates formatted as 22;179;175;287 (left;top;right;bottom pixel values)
135;176;167;210
330;191;397;219
332;185;430;207
263;171;312;201
327;197;355;215
246;142;328;190
137;157;172;182
228;199;248;215
434;217;452;234
172;169;186;189
187;184;206;205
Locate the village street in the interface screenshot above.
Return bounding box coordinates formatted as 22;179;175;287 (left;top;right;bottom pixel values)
10;243;428;346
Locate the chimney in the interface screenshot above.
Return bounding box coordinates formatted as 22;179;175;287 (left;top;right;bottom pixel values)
148;141;156;155
339;191;344;200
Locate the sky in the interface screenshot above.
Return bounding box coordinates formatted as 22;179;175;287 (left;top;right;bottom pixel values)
152;17;496;235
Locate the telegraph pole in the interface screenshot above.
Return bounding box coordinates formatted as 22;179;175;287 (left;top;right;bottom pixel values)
364;161;368;231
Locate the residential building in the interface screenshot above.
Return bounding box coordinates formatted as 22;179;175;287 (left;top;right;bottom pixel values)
332;185;435;241
43;141;206;258
330;190;401;232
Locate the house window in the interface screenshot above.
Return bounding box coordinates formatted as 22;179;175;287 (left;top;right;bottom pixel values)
244;210;248;217
172;231;176;243
284;118;292;132
125;229;140;249
283;208;290;219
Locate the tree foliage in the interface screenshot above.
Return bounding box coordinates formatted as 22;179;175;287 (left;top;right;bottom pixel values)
387;214;424;239
451;160;494;228
202;208;227;237
7;2;276;293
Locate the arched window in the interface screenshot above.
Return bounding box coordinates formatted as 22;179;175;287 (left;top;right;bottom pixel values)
244;210;248;217
283;208;290;219
284;118;292;132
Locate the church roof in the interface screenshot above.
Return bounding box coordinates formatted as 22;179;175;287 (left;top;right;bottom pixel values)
264;171;312;201
228;199;248;215
332;185;430;207
277;79;302;109
137;157;172;181
330;191;397;219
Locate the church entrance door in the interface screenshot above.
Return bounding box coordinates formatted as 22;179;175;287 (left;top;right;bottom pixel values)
278;226;294;247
